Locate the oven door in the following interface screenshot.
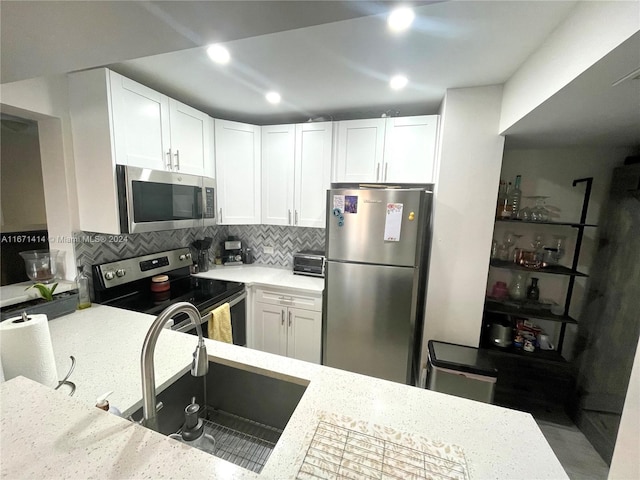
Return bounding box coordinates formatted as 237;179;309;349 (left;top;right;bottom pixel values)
174;290;247;346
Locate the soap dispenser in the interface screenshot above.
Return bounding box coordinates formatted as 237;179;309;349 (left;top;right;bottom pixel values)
95;391;122;416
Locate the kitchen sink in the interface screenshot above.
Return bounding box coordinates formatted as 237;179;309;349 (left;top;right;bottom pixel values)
132;361;307;473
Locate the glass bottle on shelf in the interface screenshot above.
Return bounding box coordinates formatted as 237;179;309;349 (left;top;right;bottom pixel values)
527;277;540;301
496;181;506;219
76;265;91;310
508;175;522;219
499;182;512;219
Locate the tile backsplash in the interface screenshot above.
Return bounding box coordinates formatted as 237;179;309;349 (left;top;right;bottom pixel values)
73;224;325;297
227;225;325;267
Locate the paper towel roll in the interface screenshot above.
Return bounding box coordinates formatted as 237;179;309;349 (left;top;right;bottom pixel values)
0;314;58;388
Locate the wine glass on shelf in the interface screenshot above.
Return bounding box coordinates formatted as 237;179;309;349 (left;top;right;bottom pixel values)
553;235;567;262
503;231;523;260
530;233;545;251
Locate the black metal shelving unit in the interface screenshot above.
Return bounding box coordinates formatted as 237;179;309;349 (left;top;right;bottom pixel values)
484;177;596;357
483;178;597;418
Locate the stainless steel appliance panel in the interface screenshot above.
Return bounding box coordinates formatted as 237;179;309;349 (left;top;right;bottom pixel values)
326;188;425;267
324;260;416;383
116;165;215;233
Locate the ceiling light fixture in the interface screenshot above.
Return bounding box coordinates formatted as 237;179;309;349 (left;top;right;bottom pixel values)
388;7;415;33
265;91;281;104
206;44;230;65
390;75;408;90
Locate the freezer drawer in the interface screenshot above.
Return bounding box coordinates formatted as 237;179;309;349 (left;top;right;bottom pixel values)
323;260;418;383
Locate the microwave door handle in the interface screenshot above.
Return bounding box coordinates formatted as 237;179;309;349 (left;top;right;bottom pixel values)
196;188;203;217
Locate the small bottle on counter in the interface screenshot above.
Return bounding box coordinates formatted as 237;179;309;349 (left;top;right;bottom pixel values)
95;391;122;416
75;265;92;310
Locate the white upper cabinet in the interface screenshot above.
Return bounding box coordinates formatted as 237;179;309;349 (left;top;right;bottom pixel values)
261;122;332;228
261;124;295;226
110;70;212;176
294;122;333;228
333;115;439;184
383;115;439;183
168;100;213;177
110;72;171;171
334;118;386;183
215;119;261;225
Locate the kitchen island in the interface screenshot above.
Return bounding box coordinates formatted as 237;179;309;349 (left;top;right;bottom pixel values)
0;305;567;479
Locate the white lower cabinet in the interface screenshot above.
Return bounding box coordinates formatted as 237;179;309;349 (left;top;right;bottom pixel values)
250;287;322;364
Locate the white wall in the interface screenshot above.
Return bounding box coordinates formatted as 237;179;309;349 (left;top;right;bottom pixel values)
422;86;505;361
494;146;635;360
0;76;80;280
500;0;640;133
609;339;640;480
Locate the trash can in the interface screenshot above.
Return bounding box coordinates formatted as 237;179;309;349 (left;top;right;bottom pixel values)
426;340;498;403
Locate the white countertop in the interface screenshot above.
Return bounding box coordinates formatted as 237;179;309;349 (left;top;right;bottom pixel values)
0;279;77;308
0;305;567;479
193;265;324;293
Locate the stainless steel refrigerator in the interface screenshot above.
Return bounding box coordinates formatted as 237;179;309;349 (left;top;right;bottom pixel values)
323;185;433;384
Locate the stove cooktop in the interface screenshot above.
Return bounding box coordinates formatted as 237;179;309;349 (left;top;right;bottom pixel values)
99;274;244;316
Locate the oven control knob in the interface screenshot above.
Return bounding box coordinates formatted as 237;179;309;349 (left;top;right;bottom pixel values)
104;271;115;281
180;253;192;261
115;269;126;278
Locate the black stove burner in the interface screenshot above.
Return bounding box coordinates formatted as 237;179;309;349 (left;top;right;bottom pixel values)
95;270;243;316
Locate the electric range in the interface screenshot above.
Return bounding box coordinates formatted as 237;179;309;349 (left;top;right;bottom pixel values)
92;248;246;345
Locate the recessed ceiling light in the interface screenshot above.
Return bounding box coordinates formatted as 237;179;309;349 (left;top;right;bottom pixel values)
206;44;230;65
265;91;281;104
388;7;415;32
390;75;408;90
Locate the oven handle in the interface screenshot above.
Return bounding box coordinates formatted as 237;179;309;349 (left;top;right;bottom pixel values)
172;290;246;333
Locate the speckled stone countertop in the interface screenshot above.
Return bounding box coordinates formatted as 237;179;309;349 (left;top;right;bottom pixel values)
0;279;76;308
0;305;567;479
194;265;324;293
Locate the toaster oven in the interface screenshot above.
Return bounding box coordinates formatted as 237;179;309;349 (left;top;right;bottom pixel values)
293;250;325;277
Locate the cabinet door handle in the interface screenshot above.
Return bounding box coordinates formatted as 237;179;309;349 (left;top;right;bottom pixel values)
376;163;380;181
288;311;292;327
174;150;180;170
384;163;388;181
166;150;172;170
219;208;223;223
294;210;298;225
281;310;285;326
288;210;292;225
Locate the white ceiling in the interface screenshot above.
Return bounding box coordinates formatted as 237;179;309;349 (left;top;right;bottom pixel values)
110;1;577;125
2;1;638;149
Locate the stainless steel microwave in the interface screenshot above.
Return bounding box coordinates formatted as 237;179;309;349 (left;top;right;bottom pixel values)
116;165;215;234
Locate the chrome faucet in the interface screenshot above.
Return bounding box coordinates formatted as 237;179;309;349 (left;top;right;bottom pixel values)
141;302;208;430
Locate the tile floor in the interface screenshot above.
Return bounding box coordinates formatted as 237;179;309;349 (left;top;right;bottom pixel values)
536;419;610;480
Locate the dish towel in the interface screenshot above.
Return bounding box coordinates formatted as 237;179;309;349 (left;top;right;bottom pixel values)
208;303;232;343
